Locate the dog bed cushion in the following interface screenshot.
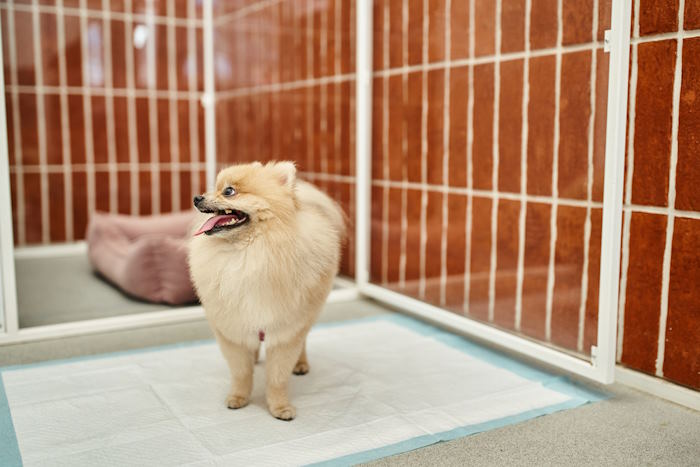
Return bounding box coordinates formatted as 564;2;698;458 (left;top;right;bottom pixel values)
86;211;198;305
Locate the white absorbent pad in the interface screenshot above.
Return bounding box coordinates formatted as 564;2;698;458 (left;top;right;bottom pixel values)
0;315;603;466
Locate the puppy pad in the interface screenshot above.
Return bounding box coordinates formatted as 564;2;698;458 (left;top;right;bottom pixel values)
0;315;603;466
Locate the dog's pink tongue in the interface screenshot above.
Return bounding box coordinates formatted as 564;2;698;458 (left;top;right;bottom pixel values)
194;214;236;236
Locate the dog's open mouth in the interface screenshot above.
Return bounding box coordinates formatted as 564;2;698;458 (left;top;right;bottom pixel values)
194;209;249;236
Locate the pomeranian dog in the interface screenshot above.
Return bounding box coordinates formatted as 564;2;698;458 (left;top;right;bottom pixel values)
188;161;345;420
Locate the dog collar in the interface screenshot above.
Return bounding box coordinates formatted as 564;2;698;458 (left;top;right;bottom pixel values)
258;330;265;341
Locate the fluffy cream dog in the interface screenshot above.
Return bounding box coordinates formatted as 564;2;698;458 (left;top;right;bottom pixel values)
188;161;345;420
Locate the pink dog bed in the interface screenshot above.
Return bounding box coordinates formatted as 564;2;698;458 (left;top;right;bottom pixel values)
86;211;198;305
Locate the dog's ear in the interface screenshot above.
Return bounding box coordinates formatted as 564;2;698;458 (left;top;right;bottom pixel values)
271;161;296;188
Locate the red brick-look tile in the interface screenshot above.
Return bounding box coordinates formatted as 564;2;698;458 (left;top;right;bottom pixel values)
530;0;558;50
387;187;403;285
23;173;43;244
406;72;423;183
114;97;130;163
44;94;63;165
494;199;520;328
527;55;555;196
136;97;150;163
664;217;700;388
91;96;108;164
427;69;445;185
110;20;127;88
445;193;467;313
117;170;131;214
428;0;446;63
583;208;602;353
620;212;666;374
675;37;700;211
19;94;39;166
598;0;612;41
474;0;495;57
389;0;403;69
521;202;551;341
558;51;591;201
451;0;469;60
67;95;86;164
40;13;60;87
501;0;525;54
473;63;494;190
370;185;384;284
639;0;679;36
159;169;172;213
48;172;66;242
72;170;88;239
138;170;151;215
686;0;700;29
178;170;193;214
562;0;593;45
388;74;404;181
95;170;110;212
408;0;423;66
551;205;586;350
65;16;83;87
498;59;523;194
14;11;36;86
405;188;422;286
424;191;443;304
469;196;492;321
632;39;676;207
449;66;468;187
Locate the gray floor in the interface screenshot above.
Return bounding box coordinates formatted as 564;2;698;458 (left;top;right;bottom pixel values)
15;253;180;328
1;299;698;466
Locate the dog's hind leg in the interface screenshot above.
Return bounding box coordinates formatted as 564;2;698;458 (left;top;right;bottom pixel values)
214;329;255;410
293;339;309;375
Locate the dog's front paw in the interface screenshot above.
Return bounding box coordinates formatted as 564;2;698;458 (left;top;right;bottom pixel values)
293;361;310;375
269;404;296;421
226;395;250;410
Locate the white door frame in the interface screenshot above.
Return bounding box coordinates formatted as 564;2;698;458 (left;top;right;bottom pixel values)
354;0;632;384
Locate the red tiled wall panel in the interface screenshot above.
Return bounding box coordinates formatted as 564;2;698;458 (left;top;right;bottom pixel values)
214;0;356;277
619;11;700;389
369;0;610;358
3;1;206;246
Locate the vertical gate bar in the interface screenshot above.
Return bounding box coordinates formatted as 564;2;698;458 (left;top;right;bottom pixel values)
203;0;217;189
595;0;633;383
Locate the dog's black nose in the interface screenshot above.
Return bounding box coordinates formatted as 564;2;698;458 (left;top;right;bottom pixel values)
193;195;204;207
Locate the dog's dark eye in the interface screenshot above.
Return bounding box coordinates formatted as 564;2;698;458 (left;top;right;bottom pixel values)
222;186;235;197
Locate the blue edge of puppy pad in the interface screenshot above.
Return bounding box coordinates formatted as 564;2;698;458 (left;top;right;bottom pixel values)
0;313;607;466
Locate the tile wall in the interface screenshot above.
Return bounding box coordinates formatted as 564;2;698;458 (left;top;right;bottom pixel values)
1;0;206;245
213;0;356;277
618;0;699;389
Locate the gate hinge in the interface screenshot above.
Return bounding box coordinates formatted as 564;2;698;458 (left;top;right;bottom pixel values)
604;30;612;53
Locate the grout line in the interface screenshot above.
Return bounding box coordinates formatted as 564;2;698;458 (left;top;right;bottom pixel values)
373;40;605;78
439;0;452;306
398;0;409;290
545;0;564;342
124;0;139;215
216;73;356;100
305;0;314;188
381;0;389;285
418;0;430;299
102;0;118;214
56;0;73;240
630;28;700;44
4;84;204;99
78;0;98;221
488;0;502;323
212;0;282;26
12;162;208;173
618;2;641;360
0;2;204;27
623;204;700;220
167;0;180;211
334;0;342;196
464;0;476;314
515;0;532;331
188;0;200;195
577;0;599;353
656;0;685;377
31;0;49;243
6;0;25;245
